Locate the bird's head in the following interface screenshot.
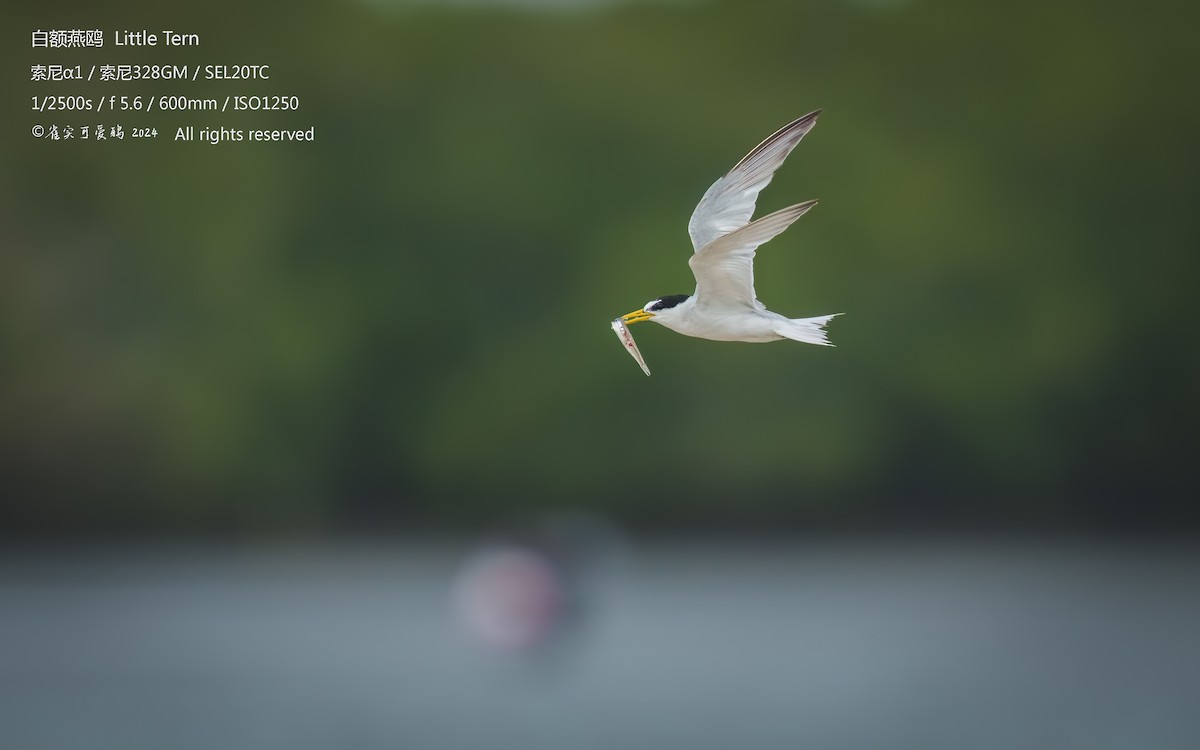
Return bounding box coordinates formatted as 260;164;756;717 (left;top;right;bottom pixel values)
620;294;690;326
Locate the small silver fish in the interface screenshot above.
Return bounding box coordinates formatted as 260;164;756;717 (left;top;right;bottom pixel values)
611;317;651;376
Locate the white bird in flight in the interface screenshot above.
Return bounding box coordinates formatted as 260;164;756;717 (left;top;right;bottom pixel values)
613;110;840;373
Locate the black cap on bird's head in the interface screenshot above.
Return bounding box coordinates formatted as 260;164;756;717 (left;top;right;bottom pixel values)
619;294;690;325
647;294;690;312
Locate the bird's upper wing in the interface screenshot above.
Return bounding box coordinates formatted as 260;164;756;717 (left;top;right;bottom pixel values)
688;200;817;309
686;110;820;253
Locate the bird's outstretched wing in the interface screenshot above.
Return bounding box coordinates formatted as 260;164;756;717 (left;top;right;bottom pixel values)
686;110;820;253
688;200;817;309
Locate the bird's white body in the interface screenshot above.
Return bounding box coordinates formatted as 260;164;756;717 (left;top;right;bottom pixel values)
648;295;838;345
615;110;840;369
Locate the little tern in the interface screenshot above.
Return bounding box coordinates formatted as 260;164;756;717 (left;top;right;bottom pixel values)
615;110;840;366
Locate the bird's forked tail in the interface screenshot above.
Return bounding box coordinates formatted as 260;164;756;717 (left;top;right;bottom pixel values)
773;313;841;346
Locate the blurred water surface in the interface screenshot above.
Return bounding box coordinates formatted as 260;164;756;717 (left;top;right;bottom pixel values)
2;538;1197;750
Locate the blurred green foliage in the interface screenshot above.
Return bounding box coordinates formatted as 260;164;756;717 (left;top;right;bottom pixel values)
3;0;1198;532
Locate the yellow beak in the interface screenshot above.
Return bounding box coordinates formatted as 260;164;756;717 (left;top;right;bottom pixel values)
620;309;655;325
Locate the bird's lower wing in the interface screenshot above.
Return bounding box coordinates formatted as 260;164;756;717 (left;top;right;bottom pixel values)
686;111;820;252
688;200;818;309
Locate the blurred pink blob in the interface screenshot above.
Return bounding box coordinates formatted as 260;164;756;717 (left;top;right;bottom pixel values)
453;545;566;652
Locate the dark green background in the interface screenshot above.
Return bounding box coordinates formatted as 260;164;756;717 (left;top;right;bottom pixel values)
4;0;1198;534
